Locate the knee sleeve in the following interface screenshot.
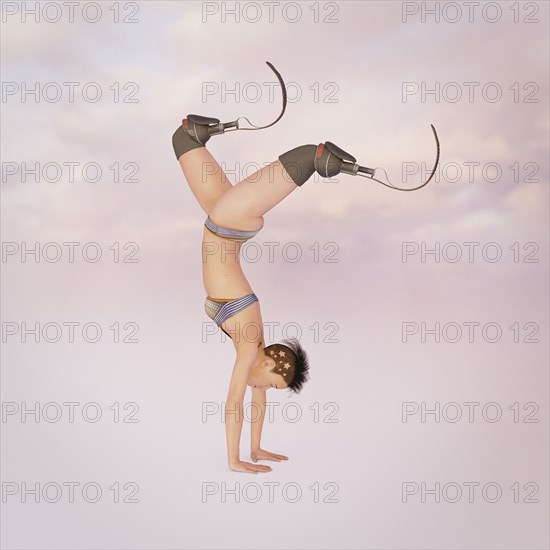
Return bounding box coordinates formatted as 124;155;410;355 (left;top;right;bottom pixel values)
279;142;350;185
278;144;317;186
172;124;209;161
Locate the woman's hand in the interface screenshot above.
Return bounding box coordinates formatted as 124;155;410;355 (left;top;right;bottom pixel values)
250;448;289;462
229;460;272;474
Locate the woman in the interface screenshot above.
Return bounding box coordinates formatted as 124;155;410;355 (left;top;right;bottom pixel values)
171;110;356;473
172;71;439;474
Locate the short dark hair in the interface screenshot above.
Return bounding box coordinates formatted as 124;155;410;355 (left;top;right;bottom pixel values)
264;337;310;393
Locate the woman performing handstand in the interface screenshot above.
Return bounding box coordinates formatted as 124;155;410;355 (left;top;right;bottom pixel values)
172;62;440;474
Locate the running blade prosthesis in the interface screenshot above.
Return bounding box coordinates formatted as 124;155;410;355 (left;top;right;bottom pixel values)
181;61;287;142
314;125;441;192
182;61;440;192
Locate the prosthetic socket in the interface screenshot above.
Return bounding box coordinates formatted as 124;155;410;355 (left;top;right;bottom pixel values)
278;142;375;186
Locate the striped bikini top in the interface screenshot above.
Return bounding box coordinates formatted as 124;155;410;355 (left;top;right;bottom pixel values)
204;216;263;243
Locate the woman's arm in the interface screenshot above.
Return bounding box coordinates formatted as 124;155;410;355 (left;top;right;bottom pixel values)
250;386;267;451
225;346;272;474
250;386;289;464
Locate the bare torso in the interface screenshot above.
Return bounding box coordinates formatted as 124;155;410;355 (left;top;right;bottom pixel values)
202;225;254;297
202;224;265;348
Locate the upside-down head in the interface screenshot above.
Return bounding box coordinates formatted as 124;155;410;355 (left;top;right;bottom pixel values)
248;337;310;393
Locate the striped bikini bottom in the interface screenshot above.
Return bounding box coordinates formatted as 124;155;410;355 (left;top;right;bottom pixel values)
204;293;259;338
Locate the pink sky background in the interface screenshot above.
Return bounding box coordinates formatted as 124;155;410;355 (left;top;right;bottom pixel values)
1;1;549;548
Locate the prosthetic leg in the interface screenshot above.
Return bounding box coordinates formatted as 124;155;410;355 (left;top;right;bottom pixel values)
172;61;287;160
279;125;441;192
172;61;440;191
